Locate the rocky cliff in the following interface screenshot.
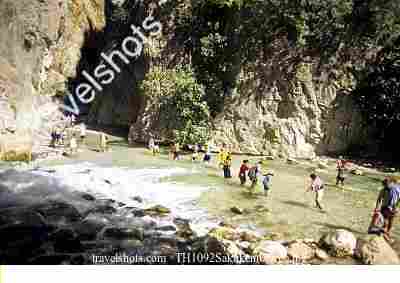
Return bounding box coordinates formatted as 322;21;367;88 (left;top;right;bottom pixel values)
209;64;374;158
128;35;375;158
0;0;376;159
0;0;105;157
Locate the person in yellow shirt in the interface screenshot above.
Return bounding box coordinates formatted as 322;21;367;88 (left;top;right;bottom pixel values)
223;152;232;178
217;143;227;168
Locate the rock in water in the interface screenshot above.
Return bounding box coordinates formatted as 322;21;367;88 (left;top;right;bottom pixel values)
351;169;364;176
320;229;357;257
355;235;400;265
315;249;329;261
50;228;83;253
204;236;244;258
208;226;241;241
144;205;171;216
318;162;329;169
102;227;144;241
240;230;260;243
287;158;299;165
230;206;243;215
287;242;315;261
253;241;288;264
31;200;82;224
79;193;96;202
131;196;143;203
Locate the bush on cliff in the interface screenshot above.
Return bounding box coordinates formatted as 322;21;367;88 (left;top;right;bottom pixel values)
140;66;211;145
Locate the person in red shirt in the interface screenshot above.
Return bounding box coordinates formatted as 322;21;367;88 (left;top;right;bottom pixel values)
238;160;250;186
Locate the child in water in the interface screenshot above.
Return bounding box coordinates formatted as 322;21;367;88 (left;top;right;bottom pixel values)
262;170;274;197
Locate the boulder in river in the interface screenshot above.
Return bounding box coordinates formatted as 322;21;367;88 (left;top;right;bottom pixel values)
320;229;357;257
208;226;241;241
315;249;329;261
131;196;144;203
230;206;244;215
50;228;83;253
253;241;288;264
144;205;171;216
287;241;315;261
31;200;82;224
351;169;364;176
240;230;261;243
204;236;244;258
102;227;144;241
355;235;400;265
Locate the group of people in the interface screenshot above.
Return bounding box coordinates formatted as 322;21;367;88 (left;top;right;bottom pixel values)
238;160;275;196
147;139;400;241
216;144;275;196
50;122;109;156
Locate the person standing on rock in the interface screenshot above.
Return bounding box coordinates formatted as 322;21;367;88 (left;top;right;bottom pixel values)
373;178;400;242
238;160;250;185
308;173;325;211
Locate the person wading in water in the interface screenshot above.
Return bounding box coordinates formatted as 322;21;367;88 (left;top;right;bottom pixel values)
372;177;400;243
238;160;250;186
336;156;347;186
248;161;262;192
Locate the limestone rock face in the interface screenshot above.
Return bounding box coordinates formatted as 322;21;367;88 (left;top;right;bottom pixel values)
355;235;400;265
209;74;371;158
0;0;105;157
127;43;373;158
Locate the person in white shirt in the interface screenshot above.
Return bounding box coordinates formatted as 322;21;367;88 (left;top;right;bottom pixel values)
307;173;325;210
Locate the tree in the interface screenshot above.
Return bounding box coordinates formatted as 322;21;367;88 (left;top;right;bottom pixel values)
140;66;211;145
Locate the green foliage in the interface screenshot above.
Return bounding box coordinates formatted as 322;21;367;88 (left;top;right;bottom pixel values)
140;66;211;145
354;40;400;153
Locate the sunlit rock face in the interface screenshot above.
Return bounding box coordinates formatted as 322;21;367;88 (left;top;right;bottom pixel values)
0;0;105;157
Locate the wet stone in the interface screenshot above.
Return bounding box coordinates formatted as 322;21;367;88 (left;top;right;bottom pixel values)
31;200;82;223
144;205;171;216
88;205;117;215
0;209;46;227
131;196;143;203
103;227;144;241
50;228;83;253
79;193;96;202
0;224;53;263
74;218;108;241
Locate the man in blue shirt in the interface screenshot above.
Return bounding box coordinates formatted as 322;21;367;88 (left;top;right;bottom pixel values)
374;178;400;242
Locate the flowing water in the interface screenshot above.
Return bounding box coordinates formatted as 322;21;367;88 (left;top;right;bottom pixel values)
1;144;399;260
